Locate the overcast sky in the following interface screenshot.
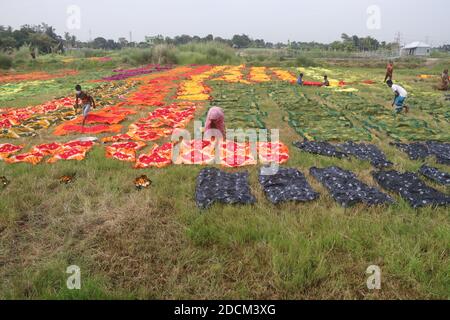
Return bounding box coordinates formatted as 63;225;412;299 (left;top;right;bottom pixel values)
1;0;449;45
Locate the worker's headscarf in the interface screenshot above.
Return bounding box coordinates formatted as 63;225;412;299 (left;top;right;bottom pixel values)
205;106;225;138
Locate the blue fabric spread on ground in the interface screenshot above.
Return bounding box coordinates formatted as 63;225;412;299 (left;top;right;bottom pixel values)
338;141;393;169
258;167;319;204
293;141;347;158
419;165;450;186
310;166;394;207
391;141;450;165
195;167;256;209
372;170;450;208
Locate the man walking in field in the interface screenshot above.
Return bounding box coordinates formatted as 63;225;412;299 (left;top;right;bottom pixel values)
74;84;96;128
387;80;409;114
384;61;394;83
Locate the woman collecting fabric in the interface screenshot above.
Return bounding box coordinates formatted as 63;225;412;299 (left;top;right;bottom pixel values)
204;106;226;139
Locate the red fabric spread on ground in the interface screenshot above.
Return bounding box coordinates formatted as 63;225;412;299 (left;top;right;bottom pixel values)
105;141;147;162
1;97;75;129
47;140;95;163
303;81;324;87
135;143;173;168
0;143;25;160
31;142;63;155
175;140;290;167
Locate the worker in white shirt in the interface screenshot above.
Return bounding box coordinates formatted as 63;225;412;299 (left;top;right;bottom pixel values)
386;80;409;114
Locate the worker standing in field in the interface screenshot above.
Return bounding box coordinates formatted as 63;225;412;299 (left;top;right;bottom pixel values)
322;75;330;87
205;106;226;139
387;80;409;114
74;85;96;128
439;69;448;91
384;61;394;82
297;73;304;86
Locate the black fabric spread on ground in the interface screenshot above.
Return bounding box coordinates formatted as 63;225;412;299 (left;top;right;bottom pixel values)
391;141;450;165
391;142;430;160
310;166;394;207
338;141;393;169
195;167;256;209
425;141;450;165
293;141;347;158
258;167;319;204
372;170;450;208
419;165;450;186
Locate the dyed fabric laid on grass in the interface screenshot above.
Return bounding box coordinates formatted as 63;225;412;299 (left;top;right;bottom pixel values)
105;141;147;163
373;170;450;208
310;166;394;207
135;143;173;168
176;65;222;101
392;141;450;164
4;151;45;165
259;167;319;204
0;143;24;160
47;140;96;163
337;141;393;168
174;140;289;168
248;67;271;83
0;97;76;138
195;167;256;209
419;165;450;186
294;141;347;158
53;105;135;136
101;64;173;81
103;102;197;143
0;70;78;83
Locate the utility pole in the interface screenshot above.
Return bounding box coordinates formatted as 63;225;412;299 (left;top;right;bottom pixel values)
129;31;132;43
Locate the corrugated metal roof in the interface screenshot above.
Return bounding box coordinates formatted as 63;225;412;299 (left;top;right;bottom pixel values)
403;41;431;49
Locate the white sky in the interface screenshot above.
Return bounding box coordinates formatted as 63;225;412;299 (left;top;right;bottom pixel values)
1;0;449;46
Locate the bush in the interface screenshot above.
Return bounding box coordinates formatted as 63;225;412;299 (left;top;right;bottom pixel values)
13;45;32;66
0;52;13;69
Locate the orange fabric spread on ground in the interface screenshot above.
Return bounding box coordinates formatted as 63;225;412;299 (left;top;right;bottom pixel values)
102;102;197;143
125;66;198;107
53;105;135;136
0;70;78;83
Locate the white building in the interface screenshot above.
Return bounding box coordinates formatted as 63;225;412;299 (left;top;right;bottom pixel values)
401;42;431;56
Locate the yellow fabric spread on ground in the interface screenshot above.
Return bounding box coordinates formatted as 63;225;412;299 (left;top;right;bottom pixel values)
212;65;251;84
177;66;227;101
271;68;297;82
249;67;271;82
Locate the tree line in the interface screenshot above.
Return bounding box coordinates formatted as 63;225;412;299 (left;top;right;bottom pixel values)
1;24;449;54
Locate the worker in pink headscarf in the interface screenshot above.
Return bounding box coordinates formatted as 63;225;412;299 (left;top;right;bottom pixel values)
205;106;226;138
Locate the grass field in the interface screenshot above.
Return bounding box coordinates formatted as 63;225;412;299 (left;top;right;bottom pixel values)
0;57;449;299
